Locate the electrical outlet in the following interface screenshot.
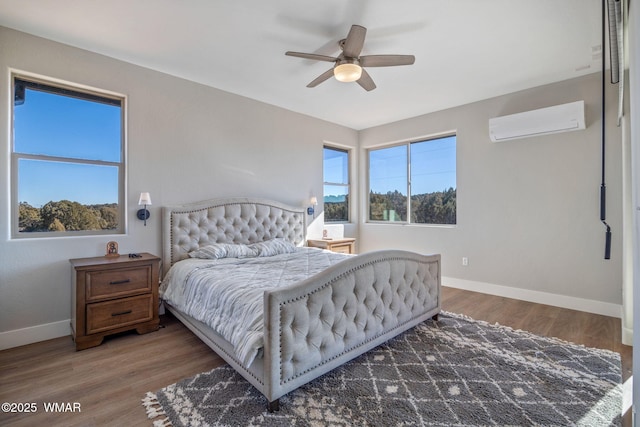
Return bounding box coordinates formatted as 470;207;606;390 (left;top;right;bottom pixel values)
462;257;469;266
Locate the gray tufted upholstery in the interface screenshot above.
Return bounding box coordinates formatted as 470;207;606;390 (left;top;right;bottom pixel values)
276;255;438;381
162;198;440;408
264;250;440;402
162;198;305;275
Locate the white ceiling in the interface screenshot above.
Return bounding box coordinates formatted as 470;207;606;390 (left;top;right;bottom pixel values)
0;0;602;130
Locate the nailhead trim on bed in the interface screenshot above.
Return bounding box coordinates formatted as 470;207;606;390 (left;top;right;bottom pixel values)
162;198;441;407
277;255;439;384
167;200;305;269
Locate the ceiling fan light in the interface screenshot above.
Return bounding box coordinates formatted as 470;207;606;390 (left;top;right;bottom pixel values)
334;63;362;82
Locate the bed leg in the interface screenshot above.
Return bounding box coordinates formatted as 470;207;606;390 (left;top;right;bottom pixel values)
267;399;280;413
432;313;439;321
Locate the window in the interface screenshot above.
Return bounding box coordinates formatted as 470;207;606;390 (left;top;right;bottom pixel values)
368;135;456;225
12;75;125;238
323;146;350;222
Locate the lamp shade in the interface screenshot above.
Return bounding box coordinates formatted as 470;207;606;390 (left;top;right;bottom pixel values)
310;196;318;205
334;63;362;82
138;192;152;206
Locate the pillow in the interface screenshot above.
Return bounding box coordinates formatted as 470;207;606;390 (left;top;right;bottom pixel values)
188;243;259;259
249;238;297;257
225;243;259;258
188;243;228;259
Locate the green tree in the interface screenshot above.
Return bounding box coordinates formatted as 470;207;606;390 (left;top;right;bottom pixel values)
411;187;456;224
48;217;66;231
369;188;456;224
369;190;407;221
18;201;120;233
40;200;102;231
18;202;42;231
98;204;119;229
324;195;348;222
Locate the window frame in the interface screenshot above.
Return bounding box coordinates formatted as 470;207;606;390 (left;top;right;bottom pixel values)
367;133;457;226
322;145;351;223
10;72;127;239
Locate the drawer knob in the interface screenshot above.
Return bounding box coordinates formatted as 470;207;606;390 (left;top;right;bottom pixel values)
109;279;131;285
111;310;133;317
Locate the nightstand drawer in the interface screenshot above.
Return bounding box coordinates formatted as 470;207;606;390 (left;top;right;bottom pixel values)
71;252;160;350
307;238;356;254
330;244;352;254
86;294;153;334
86;266;152;301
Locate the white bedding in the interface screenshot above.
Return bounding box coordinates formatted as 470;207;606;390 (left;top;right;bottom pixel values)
160;247;350;366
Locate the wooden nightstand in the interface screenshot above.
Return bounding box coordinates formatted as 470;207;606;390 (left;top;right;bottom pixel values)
70;252;161;350
307;238;356;254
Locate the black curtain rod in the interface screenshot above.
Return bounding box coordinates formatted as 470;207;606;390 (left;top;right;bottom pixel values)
601;0;612;260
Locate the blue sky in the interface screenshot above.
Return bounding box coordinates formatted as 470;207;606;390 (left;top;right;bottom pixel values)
367;135;456;196
409;135;457;194
14;88;121;207
17;86;453;208
18;160;119;207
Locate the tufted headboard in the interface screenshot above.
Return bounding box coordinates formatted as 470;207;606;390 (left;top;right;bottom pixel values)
161;197;306;275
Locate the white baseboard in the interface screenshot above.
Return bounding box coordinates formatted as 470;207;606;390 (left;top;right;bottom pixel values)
443;277;622;319
0;319;70;351
0;279;624;351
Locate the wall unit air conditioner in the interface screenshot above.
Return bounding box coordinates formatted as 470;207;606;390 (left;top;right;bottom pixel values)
488;100;586;142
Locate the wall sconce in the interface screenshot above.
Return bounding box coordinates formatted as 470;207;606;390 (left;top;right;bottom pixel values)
137;192;152;226
307;196;318;218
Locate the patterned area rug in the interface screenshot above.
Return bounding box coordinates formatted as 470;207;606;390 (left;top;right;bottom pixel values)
143;312;622;426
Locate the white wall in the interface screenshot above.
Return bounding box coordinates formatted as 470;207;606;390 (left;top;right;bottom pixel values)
358;72;623;315
0;24;626;350
628;0;640;421
0;27;358;348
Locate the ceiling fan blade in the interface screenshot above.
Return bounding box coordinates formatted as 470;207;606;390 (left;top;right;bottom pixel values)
356;69;376;91
307;68;335;88
285;51;338;62
342;25;367;58
360;55;415;67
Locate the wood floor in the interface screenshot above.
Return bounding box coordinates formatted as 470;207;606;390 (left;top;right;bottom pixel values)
0;287;632;427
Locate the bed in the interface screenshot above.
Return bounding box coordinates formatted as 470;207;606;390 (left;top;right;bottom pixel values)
160;197;441;411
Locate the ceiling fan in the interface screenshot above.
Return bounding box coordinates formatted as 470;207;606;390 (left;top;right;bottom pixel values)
285;24;415;91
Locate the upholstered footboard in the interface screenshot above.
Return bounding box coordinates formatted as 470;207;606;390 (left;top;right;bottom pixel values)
262;250;441;409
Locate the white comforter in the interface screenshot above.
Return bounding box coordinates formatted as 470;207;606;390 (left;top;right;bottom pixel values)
160;247;350;366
